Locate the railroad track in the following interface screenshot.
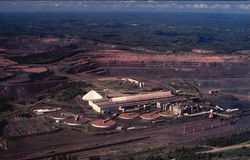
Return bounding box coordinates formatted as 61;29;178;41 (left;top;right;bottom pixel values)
23;136;150;160
5;114;250;160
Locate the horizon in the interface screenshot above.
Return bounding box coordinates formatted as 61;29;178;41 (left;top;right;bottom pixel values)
0;11;250;14
0;1;250;14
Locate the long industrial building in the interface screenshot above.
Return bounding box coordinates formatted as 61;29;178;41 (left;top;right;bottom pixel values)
83;90;187;113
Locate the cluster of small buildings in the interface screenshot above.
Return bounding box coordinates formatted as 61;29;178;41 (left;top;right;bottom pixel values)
33;106;118;129
157;101;204;116
33;108;88;127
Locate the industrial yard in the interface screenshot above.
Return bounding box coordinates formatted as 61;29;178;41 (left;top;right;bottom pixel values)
1;73;249;160
0;44;249;159
0;5;250;160
0;40;249;159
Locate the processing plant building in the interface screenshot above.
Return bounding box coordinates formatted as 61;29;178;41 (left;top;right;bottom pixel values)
83;90;187;113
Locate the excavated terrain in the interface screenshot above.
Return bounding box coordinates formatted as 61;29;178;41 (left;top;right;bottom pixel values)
0;35;249;100
87;50;249;79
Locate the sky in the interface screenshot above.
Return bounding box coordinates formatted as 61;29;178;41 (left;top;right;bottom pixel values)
0;1;250;14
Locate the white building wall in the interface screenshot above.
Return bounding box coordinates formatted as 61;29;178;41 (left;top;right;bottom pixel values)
89;101;101;113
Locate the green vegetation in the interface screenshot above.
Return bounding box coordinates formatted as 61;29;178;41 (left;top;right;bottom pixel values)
45;82;92;102
0;74;14;82
0;97;14;113
122;146;213;160
169;81;197;92
151;87;164;92
89;145;250;160
160;146;210;160
217;94;239;101
91;80;137;91
49;75;68;81
144;155;164;160
163;147;250;160
51;154;77;160
0;119;8;135
205;130;250;147
10;47;87;64
219;147;250;159
1;13;249;54
89;156;101;160
17;112;32;118
141;147;250;160
165;80;199;97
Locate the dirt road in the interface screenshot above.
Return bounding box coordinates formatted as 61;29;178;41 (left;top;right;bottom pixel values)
202;143;250;153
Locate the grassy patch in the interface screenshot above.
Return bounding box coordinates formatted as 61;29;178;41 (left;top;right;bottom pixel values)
45;82;92;102
205;130;250;147
90;80;138;92
164;79;199;96
220;146;250;159
168;81;197;92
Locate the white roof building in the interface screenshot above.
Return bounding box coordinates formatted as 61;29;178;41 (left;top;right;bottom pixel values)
82;90;103;101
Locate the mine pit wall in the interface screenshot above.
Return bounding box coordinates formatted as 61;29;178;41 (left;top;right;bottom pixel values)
97;61;250;79
66;61;99;74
